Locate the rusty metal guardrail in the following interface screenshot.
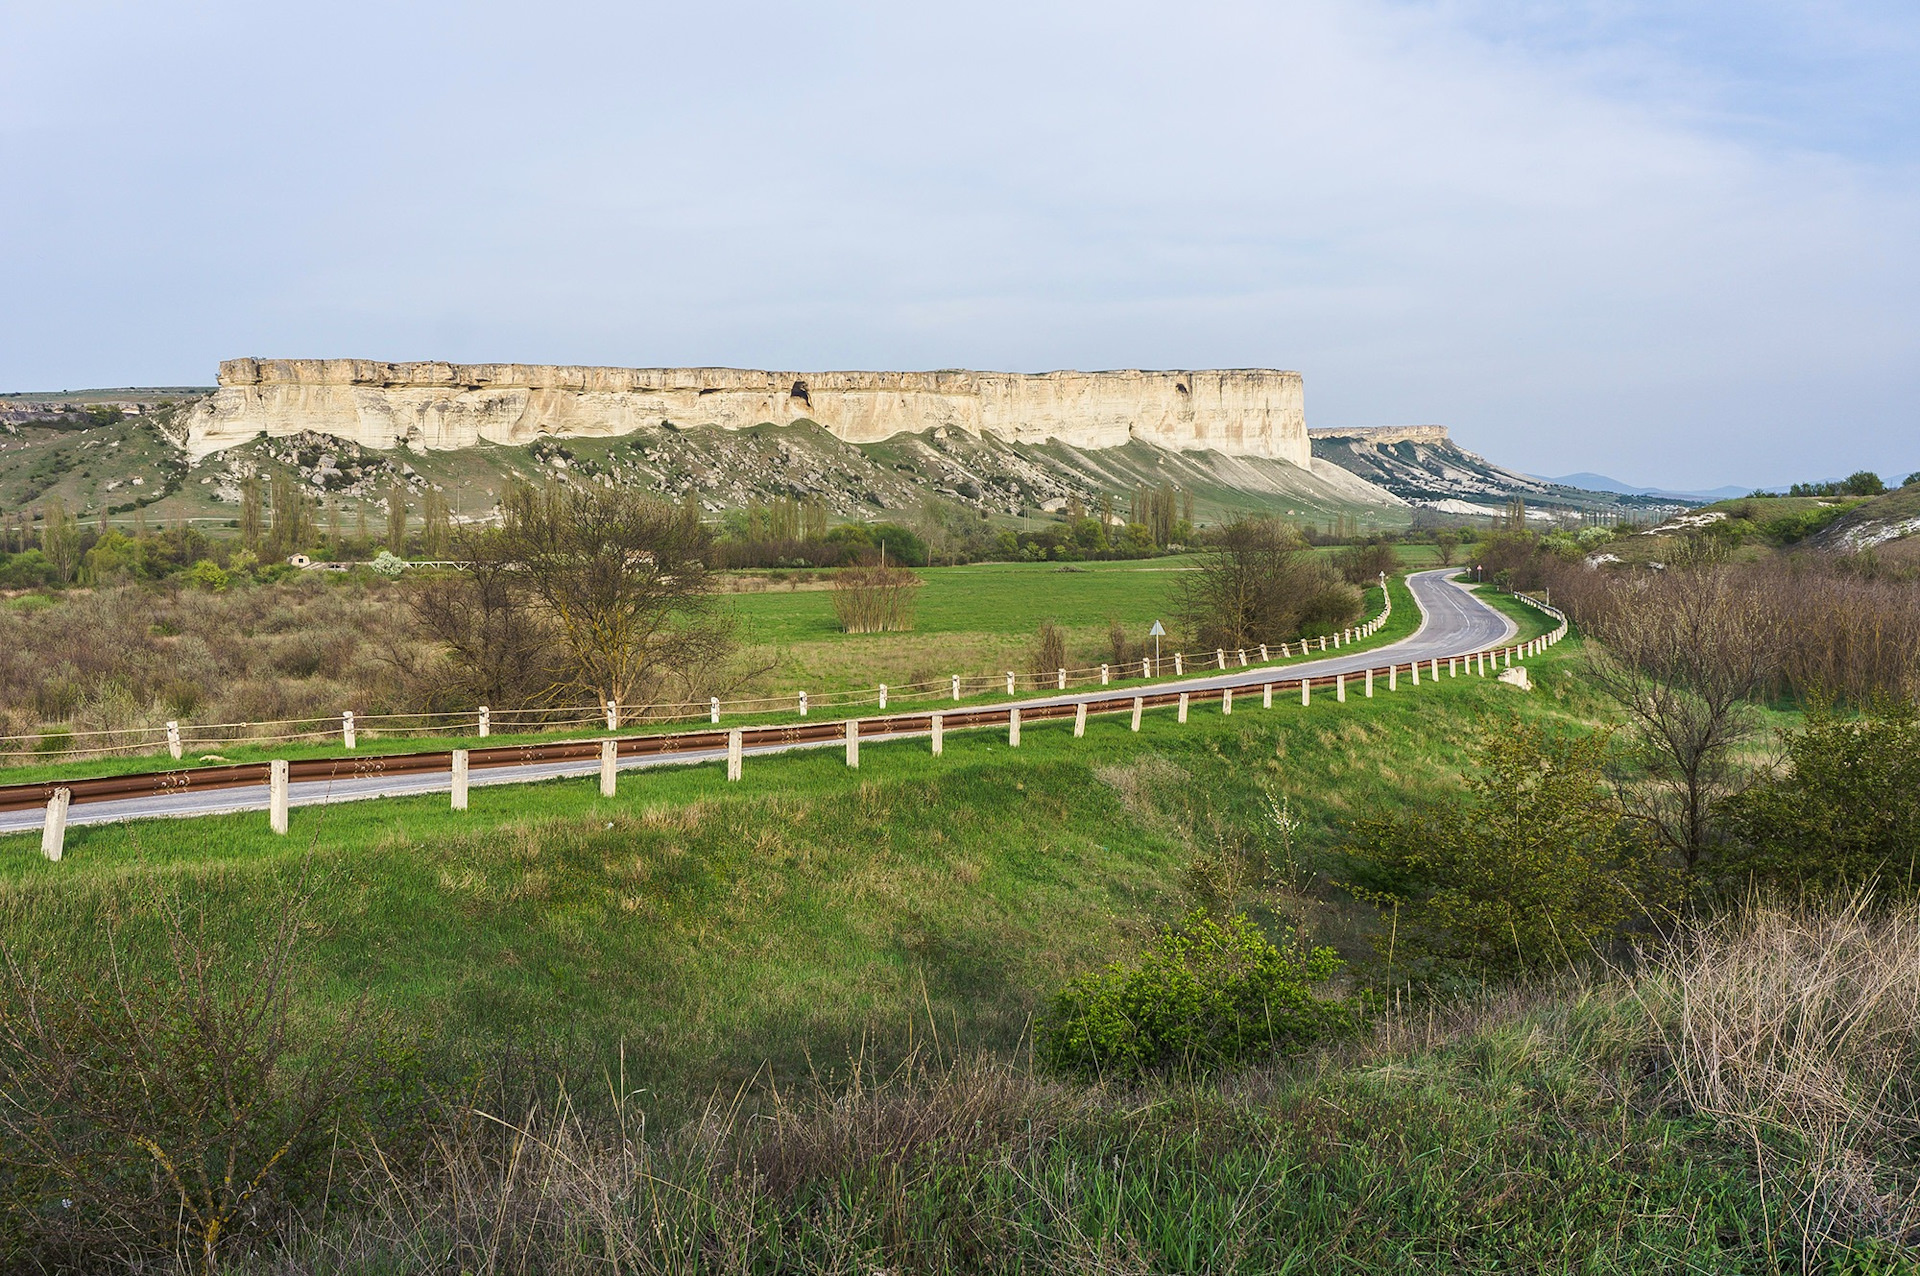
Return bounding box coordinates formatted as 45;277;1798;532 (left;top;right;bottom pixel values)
0;603;1569;821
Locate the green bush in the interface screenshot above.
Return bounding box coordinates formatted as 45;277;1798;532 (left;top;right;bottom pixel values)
1759;503;1853;545
1717;702;1920;894
1339;721;1666;983
1037;911;1354;1081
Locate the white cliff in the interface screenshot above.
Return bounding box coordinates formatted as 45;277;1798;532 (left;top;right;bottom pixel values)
181;359;1309;464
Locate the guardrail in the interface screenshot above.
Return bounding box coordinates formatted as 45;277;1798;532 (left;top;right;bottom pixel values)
16;591;1570;858
1;579;1400;762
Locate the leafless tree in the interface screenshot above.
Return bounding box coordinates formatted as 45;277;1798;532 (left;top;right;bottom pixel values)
1176;517;1358;650
1585;567;1779;874
493;484;734;710
407;532;565;710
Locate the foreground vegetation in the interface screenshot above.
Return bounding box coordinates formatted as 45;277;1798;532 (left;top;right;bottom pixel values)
15;630;1918;1272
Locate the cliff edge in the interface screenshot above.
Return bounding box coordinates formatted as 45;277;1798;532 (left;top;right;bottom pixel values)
180;359;1309;464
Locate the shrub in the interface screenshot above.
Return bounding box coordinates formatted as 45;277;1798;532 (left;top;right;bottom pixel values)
830;563;920;633
1333;537;1400;585
1340;721;1666;983
0;880;396;1270
1717;703;1920;894
1028;620;1066;676
1037;911;1354;1081
185;558;230;591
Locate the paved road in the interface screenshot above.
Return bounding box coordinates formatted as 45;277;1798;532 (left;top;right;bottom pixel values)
6;569;1516;834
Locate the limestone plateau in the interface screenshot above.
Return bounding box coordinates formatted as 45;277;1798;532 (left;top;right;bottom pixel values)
182;360;1309;464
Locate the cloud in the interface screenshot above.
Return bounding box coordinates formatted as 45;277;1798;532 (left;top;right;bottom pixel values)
1;0;1914;487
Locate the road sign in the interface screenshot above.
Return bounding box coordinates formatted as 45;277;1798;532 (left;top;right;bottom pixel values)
1148;620;1165;637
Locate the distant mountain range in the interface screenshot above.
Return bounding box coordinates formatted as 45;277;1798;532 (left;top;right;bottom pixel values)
1546;473;1755;503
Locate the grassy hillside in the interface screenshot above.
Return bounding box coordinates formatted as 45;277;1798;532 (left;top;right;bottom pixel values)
9;623;1887;1272
0;405;1411;542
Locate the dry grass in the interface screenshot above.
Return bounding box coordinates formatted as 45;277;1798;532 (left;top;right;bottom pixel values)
1629;897;1920;1260
0;578;426;754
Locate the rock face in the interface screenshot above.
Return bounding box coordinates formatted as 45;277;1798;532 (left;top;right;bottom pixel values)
180;359;1308;464
1307;425;1451;447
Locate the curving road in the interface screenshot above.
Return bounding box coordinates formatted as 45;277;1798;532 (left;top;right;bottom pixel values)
3;570;1516;834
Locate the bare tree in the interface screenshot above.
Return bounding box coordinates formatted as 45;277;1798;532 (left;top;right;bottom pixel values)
385;482;409;555
1585;567;1778;875
494;484;732;709
1175;517;1358;650
407;531;564;710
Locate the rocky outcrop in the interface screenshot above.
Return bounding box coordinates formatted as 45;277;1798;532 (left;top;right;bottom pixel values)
181;359;1309;464
1308;425;1452;446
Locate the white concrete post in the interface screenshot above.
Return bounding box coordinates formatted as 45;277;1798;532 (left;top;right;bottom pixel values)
1131;696;1144;731
845;719;859;767
1332;632;1340;649
1006;671;1016;695
1259;644;1268;661
1141;658;1151;679
478;706;490;737
165;720;182;760
727;729;742;782
1057;668;1066;691
600;739;617;797
878;684;888;710
1450;657;1458;677
1174;653;1184;676
1263;682;1273;708
342;710;356;750
1412;661;1421;686
1281;643;1290;658
1505;648;1513;667
269;760;289;835
40;788;70;861
1178;693;1189;723
710;696;720;724
1366;667;1374;697
1429;659;1439;682
931;712;944;756
1320;636;1328;652
1389;665;1398;691
451;750;469;810
1216;648;1225;669
605;700;618;730
799;691;809;716
1336;673;1346;703
1009;707;1021;747
1238;649;1248;667
1301;678;1311;706
1074;701;1087;736
951;674;961;701
1222;687;1233;715
1100;664;1110;685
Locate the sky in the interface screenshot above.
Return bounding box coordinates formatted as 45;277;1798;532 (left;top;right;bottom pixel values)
2;1;1915;491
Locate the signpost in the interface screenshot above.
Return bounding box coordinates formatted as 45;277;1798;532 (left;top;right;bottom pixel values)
1148;620;1165;676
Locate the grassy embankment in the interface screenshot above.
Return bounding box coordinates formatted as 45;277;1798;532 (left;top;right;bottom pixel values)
3;600;1575;1101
